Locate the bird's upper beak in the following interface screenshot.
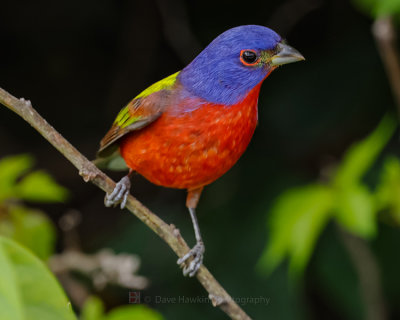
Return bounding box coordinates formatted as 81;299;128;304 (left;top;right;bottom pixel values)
270;42;305;67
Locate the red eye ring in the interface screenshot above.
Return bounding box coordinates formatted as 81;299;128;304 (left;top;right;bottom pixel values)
240;49;259;66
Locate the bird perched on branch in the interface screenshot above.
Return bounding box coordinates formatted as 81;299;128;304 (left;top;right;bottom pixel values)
97;25;304;277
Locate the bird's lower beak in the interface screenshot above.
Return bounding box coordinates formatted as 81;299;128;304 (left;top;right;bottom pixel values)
270;42;305;67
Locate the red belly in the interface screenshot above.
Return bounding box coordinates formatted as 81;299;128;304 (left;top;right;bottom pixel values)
120;85;261;189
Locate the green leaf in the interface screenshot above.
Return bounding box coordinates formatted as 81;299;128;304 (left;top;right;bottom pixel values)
334;115;397;188
258;184;333;275
376;156;400;223
7;206;56;260
0;154;34;202
81;296;105;320
353;0;400;18
0;236;77;320
16;170;69;203
105;305;163;320
81;297;164;320
0;154;69;203
377;0;400;16
334;184;376;238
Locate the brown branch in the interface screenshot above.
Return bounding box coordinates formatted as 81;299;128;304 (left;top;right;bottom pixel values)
372;17;400;120
0;87;251;320
337;228;386;320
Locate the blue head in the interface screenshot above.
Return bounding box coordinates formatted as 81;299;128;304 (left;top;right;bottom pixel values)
179;25;304;105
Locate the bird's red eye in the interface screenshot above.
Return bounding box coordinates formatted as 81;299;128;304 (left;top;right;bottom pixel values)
240;50;259;66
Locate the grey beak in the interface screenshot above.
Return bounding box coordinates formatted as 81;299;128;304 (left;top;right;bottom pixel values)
270;42;305;67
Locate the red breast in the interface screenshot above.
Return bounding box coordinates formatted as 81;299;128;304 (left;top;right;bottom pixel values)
120;83;262;189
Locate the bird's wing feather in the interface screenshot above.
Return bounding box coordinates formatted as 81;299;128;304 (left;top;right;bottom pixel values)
97;71;180;157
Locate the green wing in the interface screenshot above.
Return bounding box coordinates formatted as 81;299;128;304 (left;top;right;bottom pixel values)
97;71;179;158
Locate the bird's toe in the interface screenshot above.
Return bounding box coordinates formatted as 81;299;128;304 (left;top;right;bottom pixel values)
104;176;131;208
178;241;204;277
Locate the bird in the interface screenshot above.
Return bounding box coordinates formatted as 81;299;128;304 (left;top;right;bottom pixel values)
96;25;304;277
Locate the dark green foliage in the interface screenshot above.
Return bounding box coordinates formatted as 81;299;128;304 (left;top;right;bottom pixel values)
260;115;398;275
353;0;400;18
0;154;68;260
81;296;164;320
0;236;77;320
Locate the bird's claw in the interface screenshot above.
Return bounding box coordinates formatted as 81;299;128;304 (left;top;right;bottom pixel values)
105;176;131;209
177;241;205;277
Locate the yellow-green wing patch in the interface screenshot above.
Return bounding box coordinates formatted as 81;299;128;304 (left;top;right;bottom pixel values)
97;71;180;157
114;101;142;129
115;71;179;129
135;71;179;99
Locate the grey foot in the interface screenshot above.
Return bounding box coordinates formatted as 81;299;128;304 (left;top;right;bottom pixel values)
105;176;131;209
177;241;205;277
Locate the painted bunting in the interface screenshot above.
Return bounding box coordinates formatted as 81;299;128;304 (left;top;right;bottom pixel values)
97;25;304;277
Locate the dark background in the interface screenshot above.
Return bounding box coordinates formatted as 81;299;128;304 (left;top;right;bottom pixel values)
1;0;399;319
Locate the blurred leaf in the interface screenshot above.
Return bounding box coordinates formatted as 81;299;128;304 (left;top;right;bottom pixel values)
331;115;394;238
334;115;397;188
0;154;34;202
334;184;376;238
80;297;163;320
16;170;69;203
7;206;56;260
105;305;163;320
0;154;68;204
376;156;400;223
0;236;77;320
81;296;105;320
261;115;396;276
353;0;400;17
259;184;333;275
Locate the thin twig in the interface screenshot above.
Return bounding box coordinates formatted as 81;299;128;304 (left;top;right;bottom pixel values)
337;228;386;320
0;87;251;320
372;17;400;120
